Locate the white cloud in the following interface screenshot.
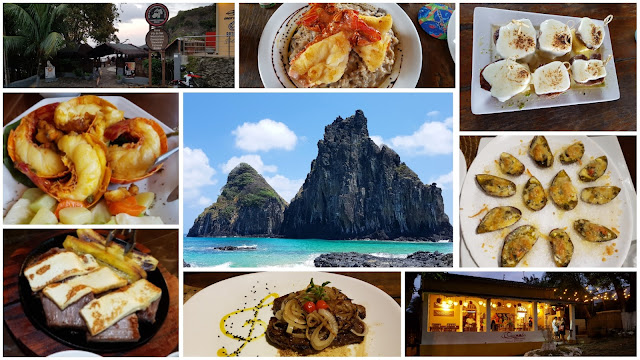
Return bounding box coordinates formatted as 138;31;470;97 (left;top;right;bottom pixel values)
370;135;384;146
427;110;440;117
444;116;453;128
221;154;277;174
183;147;217;207
197;196;213;207
431;171;453;188
264;175;305;203
232;119;298;152
388;120;453;156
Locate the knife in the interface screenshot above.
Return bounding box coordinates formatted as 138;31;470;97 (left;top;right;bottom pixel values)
167;186;179;202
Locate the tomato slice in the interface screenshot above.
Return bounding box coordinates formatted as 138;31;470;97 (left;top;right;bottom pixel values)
107;196;145;216
303;301;317;313
316;300;329;310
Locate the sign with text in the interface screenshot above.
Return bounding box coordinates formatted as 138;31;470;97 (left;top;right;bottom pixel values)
145;3;169;27
216;3;235;57
146;27;169;51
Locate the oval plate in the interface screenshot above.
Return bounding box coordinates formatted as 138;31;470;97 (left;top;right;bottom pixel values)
18;233;170;353
184;272;401;356
257;3;422;88
460;135;634;267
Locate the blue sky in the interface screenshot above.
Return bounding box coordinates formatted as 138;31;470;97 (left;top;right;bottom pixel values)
183;93;453;233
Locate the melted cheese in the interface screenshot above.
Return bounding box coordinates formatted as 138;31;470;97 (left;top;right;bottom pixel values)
571;59;606;83
355;14;393;72
42;267;128;310
577;17;605;50
538;19;572;57
24;250;99;292
532;61;570;95
288;32;351;87
482;60;531;102
496;19;537;59
80;279;162;335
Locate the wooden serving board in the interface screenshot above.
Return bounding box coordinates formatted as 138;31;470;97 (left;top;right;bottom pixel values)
3;231;179;356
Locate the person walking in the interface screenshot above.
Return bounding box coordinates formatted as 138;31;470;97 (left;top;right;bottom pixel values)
552;317;559;341
559;319;566;342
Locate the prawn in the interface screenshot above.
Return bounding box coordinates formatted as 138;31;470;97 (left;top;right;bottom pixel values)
17;133;111;207
7;103;68;178
104;118;168;183
54;95;124;134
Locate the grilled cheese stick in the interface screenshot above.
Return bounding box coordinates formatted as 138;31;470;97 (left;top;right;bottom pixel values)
495;19;536;59
80;279;162;336
538;19;572;57
571;59;606;83
24;249;99;292
42;267;128;310
532;61;570;95
576;17;604;50
355;14;393;72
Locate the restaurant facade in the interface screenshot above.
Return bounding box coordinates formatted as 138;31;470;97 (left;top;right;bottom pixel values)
417;274;581;356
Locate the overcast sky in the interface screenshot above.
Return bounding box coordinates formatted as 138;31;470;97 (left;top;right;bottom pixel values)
87;3;213;46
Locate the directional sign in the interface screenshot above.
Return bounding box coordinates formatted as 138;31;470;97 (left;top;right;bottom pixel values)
145;3;169;27
146;27;169;51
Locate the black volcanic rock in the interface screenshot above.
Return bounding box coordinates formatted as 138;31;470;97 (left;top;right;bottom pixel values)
313;251;453;267
187;163;286;237
280;110;452;240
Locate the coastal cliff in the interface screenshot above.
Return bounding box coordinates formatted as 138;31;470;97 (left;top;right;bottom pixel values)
187;163;286;237
280;110;452;240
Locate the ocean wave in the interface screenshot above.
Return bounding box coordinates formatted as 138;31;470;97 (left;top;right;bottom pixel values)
183;245;258;252
260;253;323;269
368;252;409;259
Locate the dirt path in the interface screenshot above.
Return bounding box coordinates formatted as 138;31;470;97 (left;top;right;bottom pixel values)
559;336;636;356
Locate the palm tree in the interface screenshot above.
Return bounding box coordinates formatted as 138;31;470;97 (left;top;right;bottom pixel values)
3;4;67;84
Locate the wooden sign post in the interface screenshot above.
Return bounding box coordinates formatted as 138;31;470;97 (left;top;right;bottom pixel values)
144;3;169;86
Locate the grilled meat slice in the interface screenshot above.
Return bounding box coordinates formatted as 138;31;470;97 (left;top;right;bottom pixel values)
41;292;94;329
137;298;160;324
87;314;141;342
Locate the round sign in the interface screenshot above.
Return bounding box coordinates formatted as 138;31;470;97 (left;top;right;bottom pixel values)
145;27;169;51
145;3;169;27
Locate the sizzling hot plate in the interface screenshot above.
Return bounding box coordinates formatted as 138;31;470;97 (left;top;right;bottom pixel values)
18;233;170;353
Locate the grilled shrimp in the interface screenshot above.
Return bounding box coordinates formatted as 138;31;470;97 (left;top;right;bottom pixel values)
17;133;110;207
104;118;168;183
54;95;124;134
7;103;68;178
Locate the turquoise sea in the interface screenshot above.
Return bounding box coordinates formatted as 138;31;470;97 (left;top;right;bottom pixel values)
183;237;453;268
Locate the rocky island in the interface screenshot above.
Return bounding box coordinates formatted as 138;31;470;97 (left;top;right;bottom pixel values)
187;110;453;267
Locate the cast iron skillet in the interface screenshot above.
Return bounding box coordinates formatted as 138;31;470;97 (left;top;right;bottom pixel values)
18;233;170;353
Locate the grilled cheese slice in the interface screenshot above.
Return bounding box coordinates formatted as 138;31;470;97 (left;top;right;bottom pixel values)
24;249;99;292
80;279;162;336
538;19;572;57
576;17;605;50
288;32;351;87
482;60;531;102
42;267;128;310
496;19;537;59
532;61;570;95
571;59;606;83
355;14;393;72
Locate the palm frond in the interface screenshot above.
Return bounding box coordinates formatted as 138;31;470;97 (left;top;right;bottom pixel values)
3;35;27;54
40;32;65;59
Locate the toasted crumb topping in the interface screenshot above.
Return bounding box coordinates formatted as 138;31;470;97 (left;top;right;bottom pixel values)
591;25;602;45
510;30;535;51
552;33;571;49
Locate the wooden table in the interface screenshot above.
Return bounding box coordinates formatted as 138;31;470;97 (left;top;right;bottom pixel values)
460;3;637;130
239;3;455;88
3;93;179;128
184;272;401;305
3;230;179;357
460;136;636;189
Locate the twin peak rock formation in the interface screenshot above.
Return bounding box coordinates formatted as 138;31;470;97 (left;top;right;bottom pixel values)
188;110;452;241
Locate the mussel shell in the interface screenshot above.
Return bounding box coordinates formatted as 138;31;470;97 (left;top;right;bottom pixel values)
578;156;608;182
580;186;621;205
476;206;522;234
559;141;585;164
529;136;554;167
523;176;547;211
573;219;618;242
548;228;574;267
499;152;525;176
501;225;538;267
476;174;516;197
549;170;578;210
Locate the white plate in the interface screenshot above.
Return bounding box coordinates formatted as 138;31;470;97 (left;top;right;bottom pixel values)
257;3;422;88
47;350;101;357
3;96;179;224
460;136;633;268
470;7;620;115
184;272;401;357
447;10;457;62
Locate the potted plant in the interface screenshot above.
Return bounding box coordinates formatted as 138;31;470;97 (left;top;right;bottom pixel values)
83;72;92;80
116;74;124;84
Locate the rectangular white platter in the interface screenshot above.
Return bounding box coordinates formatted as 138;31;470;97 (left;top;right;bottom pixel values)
471;7;620;115
3;96;179;225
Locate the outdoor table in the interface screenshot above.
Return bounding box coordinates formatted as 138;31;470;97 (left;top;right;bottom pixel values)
460;3;636;130
239;3;455;88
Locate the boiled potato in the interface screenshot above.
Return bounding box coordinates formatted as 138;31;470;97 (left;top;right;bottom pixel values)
30;208;58;224
135;192;155;210
90;200;111;224
21;188;45;202
4;199;34;224
59;207;92;224
29;194;57;213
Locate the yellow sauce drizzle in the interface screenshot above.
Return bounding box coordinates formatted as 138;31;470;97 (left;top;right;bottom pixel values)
217;293;279;357
469;204;489;218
